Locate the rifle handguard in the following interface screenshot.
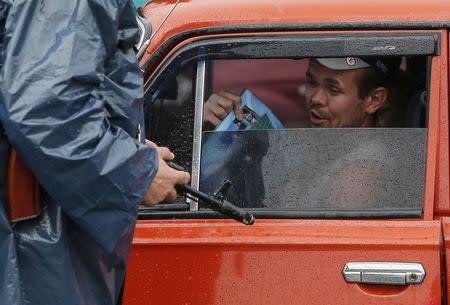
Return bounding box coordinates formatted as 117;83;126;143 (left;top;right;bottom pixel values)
168;162;255;225
176;184;255;225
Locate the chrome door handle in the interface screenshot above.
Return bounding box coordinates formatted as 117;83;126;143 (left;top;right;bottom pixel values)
342;262;425;285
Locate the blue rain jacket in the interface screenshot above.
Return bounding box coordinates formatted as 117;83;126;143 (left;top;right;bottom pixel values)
133;0;148;8
0;0;158;304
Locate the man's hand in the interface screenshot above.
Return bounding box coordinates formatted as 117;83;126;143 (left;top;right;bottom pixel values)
203;91;244;128
142;140;190;206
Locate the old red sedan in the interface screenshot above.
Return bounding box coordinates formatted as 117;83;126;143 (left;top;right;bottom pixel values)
124;0;450;304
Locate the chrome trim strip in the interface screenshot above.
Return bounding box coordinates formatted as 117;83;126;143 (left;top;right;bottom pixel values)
189;58;206;211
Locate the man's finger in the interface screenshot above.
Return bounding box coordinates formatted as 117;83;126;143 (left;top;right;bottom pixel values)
214;93;235;112
165;189;177;202
175;171;191;185
157;147;175;161
145;139;158;148
210;103;228;120
221;91;243;121
145;140;175;160
205;113;221;127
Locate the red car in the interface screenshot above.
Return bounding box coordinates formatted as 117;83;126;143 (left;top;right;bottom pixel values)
124;0;450;304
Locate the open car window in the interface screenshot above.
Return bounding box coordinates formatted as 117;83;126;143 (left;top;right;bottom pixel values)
142;32;437;219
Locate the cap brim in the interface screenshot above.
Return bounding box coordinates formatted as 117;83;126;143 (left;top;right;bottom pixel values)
316;57;370;70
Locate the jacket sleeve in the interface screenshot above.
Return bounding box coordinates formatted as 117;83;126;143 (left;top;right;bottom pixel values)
0;0;157;252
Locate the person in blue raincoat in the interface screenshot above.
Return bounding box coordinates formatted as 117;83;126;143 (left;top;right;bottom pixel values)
0;1;190;304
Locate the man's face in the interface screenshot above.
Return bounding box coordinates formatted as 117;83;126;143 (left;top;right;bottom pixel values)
305;60;369;128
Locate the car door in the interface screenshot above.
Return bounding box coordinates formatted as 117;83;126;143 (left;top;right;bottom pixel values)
123;30;447;305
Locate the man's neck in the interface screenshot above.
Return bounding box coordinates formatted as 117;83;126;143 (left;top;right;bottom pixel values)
361;115;376;128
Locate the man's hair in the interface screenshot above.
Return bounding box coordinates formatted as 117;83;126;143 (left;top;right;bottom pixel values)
355;57;410;126
355;57;402;100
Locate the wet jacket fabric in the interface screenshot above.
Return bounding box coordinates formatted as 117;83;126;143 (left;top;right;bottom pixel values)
0;1;157;304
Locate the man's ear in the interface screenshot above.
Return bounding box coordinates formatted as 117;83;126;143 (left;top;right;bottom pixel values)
365;87;387;114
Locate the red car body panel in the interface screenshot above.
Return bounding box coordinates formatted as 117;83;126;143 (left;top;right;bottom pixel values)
140;0;450;62
125;220;441;305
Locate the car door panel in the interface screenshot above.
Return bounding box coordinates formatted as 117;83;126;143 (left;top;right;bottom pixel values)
123;220;441;305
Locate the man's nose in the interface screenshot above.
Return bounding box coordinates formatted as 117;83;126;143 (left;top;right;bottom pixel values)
309;87;327;107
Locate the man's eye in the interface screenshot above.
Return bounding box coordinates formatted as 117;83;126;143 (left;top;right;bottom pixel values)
329;87;341;95
306;79;317;87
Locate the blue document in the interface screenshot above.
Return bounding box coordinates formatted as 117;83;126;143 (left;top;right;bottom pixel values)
200;89;282;194
215;89;283;131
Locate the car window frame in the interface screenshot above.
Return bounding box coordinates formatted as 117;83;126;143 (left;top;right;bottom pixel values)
140;30;442;220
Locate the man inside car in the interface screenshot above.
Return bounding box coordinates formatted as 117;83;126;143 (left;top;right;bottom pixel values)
203;57;403;129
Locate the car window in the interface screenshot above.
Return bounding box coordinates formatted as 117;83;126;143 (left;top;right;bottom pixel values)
200;128;425;211
145;63;196;172
142;33;436;218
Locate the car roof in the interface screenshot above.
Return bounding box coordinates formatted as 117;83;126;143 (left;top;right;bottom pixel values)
141;0;450;64
144;0;450;25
